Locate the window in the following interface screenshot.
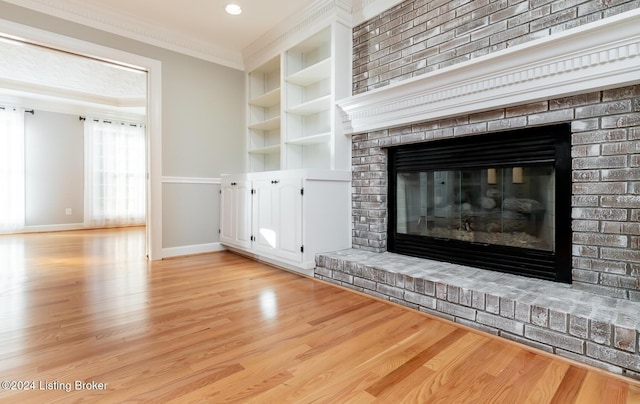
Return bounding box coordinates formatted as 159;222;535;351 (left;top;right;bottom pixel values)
0;108;25;233
84;119;146;227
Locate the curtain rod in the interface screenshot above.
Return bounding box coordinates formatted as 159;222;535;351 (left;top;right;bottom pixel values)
0;106;34;114
79;116;143;127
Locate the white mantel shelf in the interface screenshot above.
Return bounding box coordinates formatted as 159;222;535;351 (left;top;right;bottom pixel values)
337;9;640;135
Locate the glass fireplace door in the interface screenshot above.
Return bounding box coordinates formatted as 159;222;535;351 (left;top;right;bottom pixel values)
396;165;555;252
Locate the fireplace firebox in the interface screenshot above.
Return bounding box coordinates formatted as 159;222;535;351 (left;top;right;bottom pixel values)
388;124;572;282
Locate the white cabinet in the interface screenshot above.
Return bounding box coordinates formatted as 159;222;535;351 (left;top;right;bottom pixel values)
220;169;351;276
229;19;353;275
220;176;252;249
252;176;302;262
246;20;352;172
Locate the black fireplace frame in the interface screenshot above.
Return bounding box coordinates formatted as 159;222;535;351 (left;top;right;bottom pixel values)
387;124;572;283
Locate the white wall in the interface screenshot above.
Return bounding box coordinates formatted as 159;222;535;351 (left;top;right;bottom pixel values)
0;1;246;252
24;110;84;227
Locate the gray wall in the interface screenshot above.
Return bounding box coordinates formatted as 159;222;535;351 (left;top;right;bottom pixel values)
162;183;220;248
0;1;246;249
25;111;84;226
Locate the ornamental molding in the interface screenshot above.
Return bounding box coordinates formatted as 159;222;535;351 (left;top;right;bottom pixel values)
337;9;640;135
242;0;352;72
3;0;245;70
243;0;402;70
4;0;402;71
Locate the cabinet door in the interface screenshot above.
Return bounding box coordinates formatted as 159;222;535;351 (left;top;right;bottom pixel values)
234;181;252;249
252;179;277;255
275;177;303;261
220;180;251;249
252;177;302;262
220;182;235;244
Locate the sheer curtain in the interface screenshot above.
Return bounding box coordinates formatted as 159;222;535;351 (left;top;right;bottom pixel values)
0;108;25;233
84;119;146;228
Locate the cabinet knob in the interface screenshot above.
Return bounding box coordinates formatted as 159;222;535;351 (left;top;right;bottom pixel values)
272;180;280;184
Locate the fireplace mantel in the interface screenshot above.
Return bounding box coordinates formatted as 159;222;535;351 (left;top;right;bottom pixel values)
337;9;640;135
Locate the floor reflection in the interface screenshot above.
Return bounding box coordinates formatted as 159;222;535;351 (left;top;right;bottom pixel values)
0;237;26;356
0;227;149;358
259;289;277;320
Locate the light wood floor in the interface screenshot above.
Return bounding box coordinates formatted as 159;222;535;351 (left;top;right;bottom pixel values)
0;228;639;403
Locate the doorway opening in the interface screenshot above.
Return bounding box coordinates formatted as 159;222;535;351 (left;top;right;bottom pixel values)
0;18;162;260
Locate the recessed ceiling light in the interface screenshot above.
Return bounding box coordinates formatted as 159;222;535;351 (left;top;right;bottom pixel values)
225;4;242;15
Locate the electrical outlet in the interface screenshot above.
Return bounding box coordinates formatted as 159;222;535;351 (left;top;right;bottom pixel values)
65;208;72;216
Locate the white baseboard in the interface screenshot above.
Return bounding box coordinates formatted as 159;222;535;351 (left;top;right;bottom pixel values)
19;223;86;233
162;242;226;259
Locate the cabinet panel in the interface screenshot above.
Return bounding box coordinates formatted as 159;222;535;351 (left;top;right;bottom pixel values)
252;177;302;262
275;178;302;261
220;178;251;249
234;182;252;247
220;182;234;242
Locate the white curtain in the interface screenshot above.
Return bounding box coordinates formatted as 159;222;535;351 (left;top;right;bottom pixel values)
84;119;146;228
0;108;25;233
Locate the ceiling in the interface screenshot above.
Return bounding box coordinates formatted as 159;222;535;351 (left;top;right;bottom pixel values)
0;0;398;118
0;0;318;119
0;36;147;120
79;0;319;53
3;0;324;70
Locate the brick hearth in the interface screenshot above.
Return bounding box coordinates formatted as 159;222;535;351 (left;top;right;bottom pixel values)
315;249;640;379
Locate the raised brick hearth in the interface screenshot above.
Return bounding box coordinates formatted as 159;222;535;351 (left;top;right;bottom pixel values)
315;249;640;379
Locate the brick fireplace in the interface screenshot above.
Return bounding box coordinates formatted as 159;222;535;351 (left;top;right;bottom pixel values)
316;2;640;379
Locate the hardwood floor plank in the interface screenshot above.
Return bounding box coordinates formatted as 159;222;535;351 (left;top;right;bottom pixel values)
550;365;588;404
1;228;639;403
365;327;469;397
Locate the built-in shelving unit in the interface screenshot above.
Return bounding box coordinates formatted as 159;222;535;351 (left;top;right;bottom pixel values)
225;18;354;275
247;56;281;172
284;27;332;170
245;21;352;172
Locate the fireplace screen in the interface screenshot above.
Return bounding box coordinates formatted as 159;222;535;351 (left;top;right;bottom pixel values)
388;124;571;282
396;166;555;252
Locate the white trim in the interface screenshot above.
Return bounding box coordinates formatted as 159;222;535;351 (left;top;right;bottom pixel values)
243;0;352;71
2;223;84;234
351;0;404;26
3;0;400;72
337;9;640;135
224;245;315;278
3;0;244;70
162;242;226;259
0;18;164;260
162;177;222;185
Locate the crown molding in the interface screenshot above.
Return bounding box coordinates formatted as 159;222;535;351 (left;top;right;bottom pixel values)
3;0;245;70
4;0;403;72
337;9;640;135
242;0;404;71
242;0;352;72
350;0;404;26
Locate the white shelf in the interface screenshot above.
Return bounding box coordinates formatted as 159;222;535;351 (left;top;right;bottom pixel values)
286;95;331;116
246;21;352;173
286;58;331;86
248;116;281;131
286;132;331;145
249;87;281;107
249;144;281;155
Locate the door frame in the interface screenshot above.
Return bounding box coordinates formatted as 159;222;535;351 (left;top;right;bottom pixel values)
0;18;163;260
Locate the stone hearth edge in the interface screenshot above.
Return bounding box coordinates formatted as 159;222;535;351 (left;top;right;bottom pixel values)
315;249;640;380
